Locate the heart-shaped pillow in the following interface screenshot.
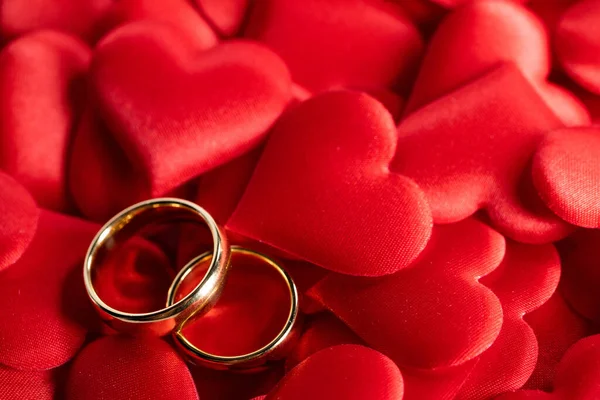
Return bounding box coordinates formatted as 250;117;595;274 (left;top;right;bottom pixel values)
0;366;55;400
309;218;504;370
228;91;432;277
70;108;151;221
243;0;423;93
0;211;97;370
0;172;39;271
496;334;600;399
554;229;600;322
265;345;404;400
286;313;364;369
0;30;89;212
523;291;593;390
74;21;291;219
193;0;249;37
66;336;198;400
0;0;111;42
392;64;572;243
532;127;600;228
454;240;560;398
404;0;589;127
97;0;218;49
555;0;600;95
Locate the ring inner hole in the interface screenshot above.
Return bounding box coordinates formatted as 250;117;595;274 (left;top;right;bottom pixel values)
92;206;214;313
174;251;292;358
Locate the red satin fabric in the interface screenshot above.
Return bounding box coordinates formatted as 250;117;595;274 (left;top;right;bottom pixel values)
1;0;600;399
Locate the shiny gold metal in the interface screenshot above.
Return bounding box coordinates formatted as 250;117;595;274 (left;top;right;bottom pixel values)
167;246;301;371
83;198;230;336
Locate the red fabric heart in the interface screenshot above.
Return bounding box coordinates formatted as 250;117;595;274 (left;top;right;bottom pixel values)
404;0;589;127
577;87;600;124
195;148;262;225
556;0;600;95
388;0;446;32
0;0;111;42
286;312;364;369
193;0;249;37
0;172;39;271
79;22;291;219
265;345;404;400
431;0;527;7
309;218;504;369
244;0;423;93
497;334;600;399
402;361;479;400
556;229;600;322
66;335;198;400
191;365;283;400
523;291;594;391
0;365;55;400
529;0;578;37
533;127;600;228
0;210;97;370
228;91;433;277
454;240;561;398
392;65;572;243
0;30;89;212
98;0;218;49
69;107;154;221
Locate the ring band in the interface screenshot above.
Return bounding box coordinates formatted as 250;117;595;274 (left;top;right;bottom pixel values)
167;246;301;371
83;198;231;336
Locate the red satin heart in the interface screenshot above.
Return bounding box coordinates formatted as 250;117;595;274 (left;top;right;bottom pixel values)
497;334;600;399
431;0;527;7
0;366;55;400
404;0;588;127
556;229;600;322
309;218;504;369
0;211;97;370
577;88;600;124
0;172;39;271
523;291;594;391
454;240;560;398
392;65;572;243
533;127;600;228
228;91;432;277
388;0;446;31
66;336;198;400
83;22;291;218
194;0;249;37
402;361;479;400
265;345;404;400
0;30;89;212
556;0;600;95
244;0;423;93
0;0;111;42
98;0;218;49
191;365;283;400
286;312;364;369
195;148;262;225
529;0;578;36
70;108;151;221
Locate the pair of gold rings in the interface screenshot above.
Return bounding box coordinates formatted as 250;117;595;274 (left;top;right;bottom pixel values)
83;198;301;371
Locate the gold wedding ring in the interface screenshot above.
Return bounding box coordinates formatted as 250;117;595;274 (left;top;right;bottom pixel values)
167;246;301;371
83;198;230;336
84;198;300;370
